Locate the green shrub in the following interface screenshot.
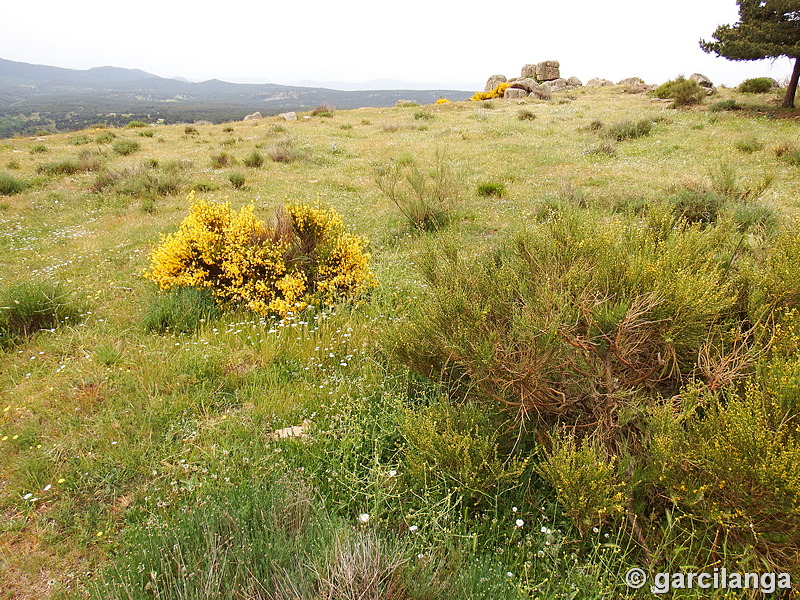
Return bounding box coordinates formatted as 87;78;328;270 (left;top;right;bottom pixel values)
400;399;528;508
222;126;234;133
184;125;199;135
142;286;221;333
0;281;84;347
653;76;706;106
671;187;725;225
126;120;147;128
69;135;91;145
242;150;264;168
0;172;28;195
94;130;116;144
476;181;506;198
29;143;48;154
414;111;434;120
111;139;140;156
708;99;740;112
228;172;245;189
389;210;745;435
136;129;154;138
738;77;775;93
517;109;536;121
375;153;462;231
535;434;625;533
600;119;653;141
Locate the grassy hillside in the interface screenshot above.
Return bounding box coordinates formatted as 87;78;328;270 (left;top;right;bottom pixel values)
1;85;799;599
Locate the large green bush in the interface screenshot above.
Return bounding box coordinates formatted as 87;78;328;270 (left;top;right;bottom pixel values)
653;76;706;106
738;77;775;93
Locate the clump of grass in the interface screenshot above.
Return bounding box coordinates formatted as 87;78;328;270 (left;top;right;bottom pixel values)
414;111;434;121
476;181;506;198
142;287;221;334
584;120;604;132
69;135;91;145
600;119;652;142
94;130;116;144
137;129;155;138
267;140;297;163
586;142;617;157
517;109;536;121
222;126;234;133
738;77;775;94
311;104;335;117
140;197;156;213
774;143;800;166
0;172;28;195
708;99;740;112
36;159;81;176
29;143;48;154
91;166;183;197
228;172;246;189
210;151;233;169
191;180;217;193
126;120;147;128
0;281;84;347
184;125;199;135
339;123;353;130
242;150;265;168
111;139;140;156
734;137;763;154
671;187;725;225
221;137;237;147
653;76;706;106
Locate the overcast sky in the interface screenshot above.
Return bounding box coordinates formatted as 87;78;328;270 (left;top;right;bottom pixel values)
1;0;794;90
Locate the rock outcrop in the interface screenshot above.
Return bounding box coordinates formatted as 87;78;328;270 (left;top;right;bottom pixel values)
586;78;614;87
243;111;262;121
690;73;716;95
536;61;561;81
503;87;528;100
279;111;297;121
484;74;508;92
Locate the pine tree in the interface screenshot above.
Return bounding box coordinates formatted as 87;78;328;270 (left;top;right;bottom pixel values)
700;0;800;108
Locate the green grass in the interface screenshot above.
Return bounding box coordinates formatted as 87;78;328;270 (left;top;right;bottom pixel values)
0;87;799;599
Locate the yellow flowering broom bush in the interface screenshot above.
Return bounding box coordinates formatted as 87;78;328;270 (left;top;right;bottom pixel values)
470;82;510;102
145;193;375;316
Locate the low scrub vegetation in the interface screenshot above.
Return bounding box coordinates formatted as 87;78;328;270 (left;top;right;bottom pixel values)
738;77;775;94
653;76;706;106
1;85;799;600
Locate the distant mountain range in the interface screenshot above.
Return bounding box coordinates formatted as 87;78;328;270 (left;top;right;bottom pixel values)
0;58;473;137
